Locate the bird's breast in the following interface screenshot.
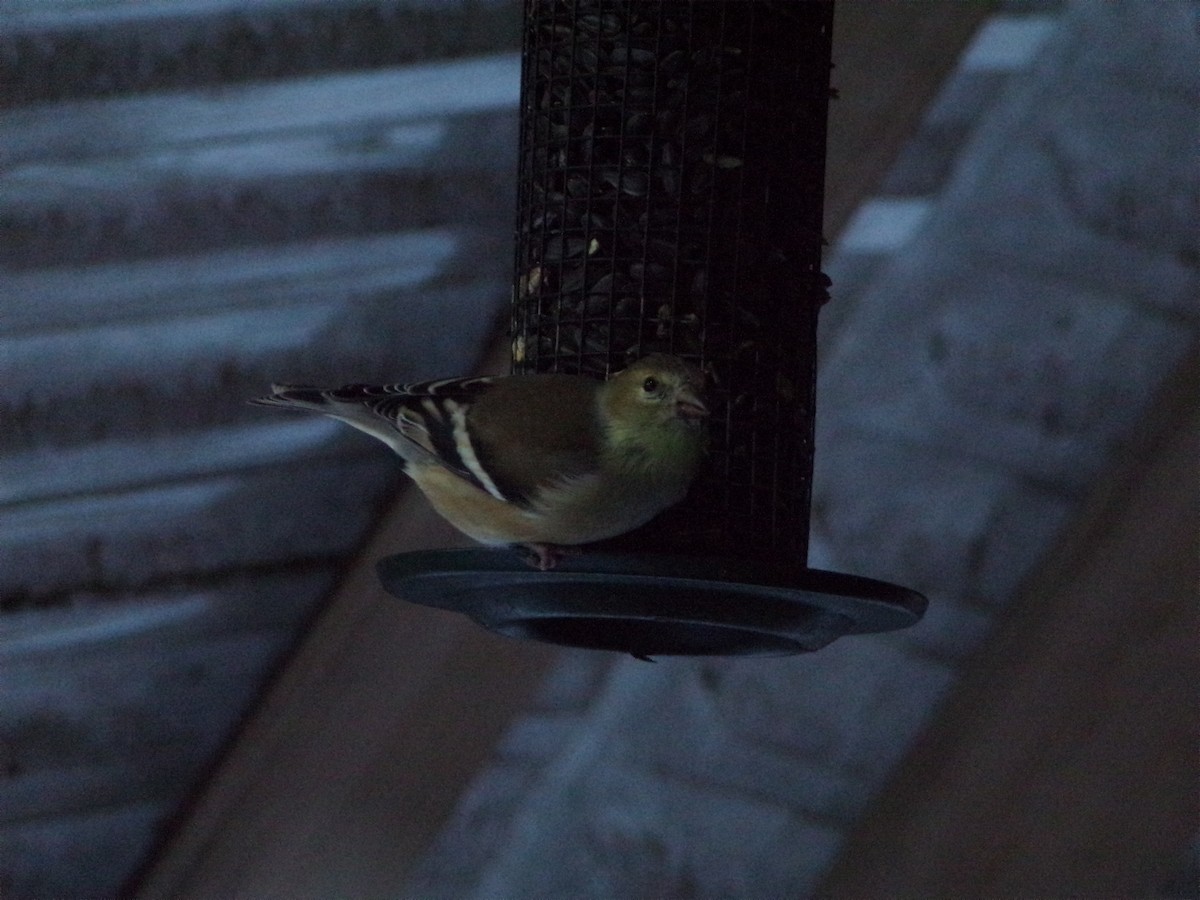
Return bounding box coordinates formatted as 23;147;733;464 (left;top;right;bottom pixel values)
527;468;690;546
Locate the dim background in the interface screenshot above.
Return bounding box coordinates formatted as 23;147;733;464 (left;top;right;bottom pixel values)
0;1;1196;897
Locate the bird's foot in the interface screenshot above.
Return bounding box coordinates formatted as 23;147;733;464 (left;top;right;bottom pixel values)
519;543;581;571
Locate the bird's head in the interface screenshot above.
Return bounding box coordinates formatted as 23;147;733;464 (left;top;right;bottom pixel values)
599;354;710;476
606;353;709;429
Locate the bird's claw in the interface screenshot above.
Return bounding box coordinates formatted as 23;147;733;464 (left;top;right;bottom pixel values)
519;542;581;571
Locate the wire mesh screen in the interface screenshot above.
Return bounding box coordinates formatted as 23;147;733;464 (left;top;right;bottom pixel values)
512;0;834;562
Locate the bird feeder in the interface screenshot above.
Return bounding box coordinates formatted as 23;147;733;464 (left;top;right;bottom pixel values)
379;0;926;656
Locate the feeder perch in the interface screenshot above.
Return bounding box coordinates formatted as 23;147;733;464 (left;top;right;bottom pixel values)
378;0;926;656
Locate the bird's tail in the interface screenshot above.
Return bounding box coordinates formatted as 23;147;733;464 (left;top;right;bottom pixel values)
248;383;336;412
249;383;412;458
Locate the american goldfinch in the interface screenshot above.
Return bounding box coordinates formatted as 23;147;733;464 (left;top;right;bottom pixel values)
251;354;709;569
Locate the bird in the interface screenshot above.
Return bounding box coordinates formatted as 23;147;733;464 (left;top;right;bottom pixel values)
250;354;709;569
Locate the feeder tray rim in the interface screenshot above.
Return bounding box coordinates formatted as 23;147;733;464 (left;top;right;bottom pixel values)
376;548;927;657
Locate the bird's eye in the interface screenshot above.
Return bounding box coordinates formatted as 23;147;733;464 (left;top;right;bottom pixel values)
642;376;659;394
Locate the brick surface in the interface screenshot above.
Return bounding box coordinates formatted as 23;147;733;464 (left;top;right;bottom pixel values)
886;589;996;663
880;72;1007;197
702;643;956;786
472;751;842;900
411;649;953;898
814;437;1075;607
818;254;1193;493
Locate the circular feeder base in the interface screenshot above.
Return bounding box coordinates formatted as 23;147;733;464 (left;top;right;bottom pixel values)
377;549;926;658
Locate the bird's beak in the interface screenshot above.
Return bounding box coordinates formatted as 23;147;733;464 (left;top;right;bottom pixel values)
675;386;709;420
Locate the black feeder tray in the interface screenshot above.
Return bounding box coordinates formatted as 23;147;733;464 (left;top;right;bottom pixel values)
379;1;928;656
379;550;925;658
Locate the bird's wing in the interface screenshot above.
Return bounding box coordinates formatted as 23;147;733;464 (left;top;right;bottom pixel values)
462;374;605;506
251;377;496;488
251;374;603;507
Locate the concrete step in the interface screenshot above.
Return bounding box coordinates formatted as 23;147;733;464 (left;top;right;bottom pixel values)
0;568;332;656
0;453;398;606
0;576;330;822
0;571;337;896
0;228;468;333
1;801;165;898
0;418;345;508
3;158;515;269
0;53;521;167
0;55;520;267
1;0;521;109
1;276;506;452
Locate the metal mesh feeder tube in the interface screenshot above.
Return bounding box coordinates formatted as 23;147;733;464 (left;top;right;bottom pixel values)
379;0;926;657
